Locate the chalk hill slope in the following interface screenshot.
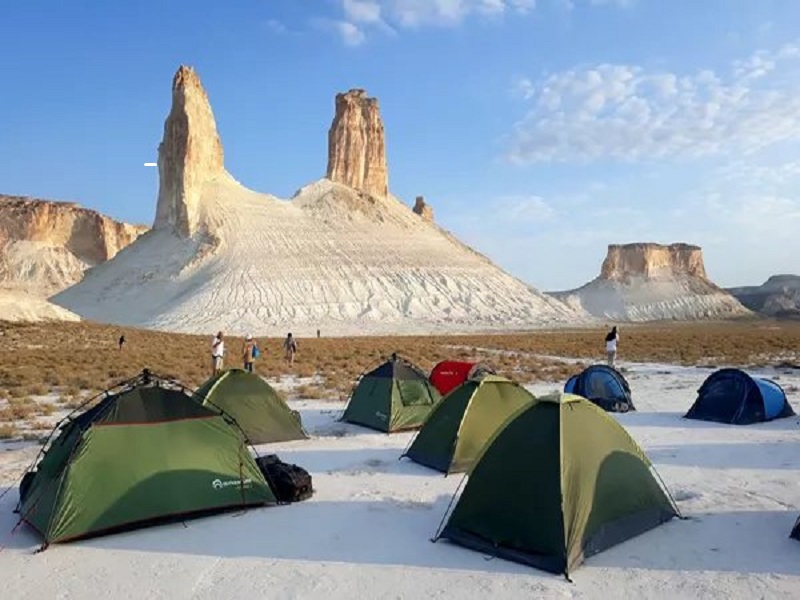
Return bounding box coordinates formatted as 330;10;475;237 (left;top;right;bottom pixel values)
54;67;577;335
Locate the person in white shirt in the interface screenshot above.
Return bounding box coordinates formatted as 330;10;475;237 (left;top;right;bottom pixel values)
605;326;618;367
211;331;225;375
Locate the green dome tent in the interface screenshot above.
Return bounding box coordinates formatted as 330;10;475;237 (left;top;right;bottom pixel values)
17;371;275;545
402;375;537;474
341;354;442;433
194;369;307;444
436;393;680;577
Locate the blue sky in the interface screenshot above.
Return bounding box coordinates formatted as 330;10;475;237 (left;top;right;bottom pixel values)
2;1;800;289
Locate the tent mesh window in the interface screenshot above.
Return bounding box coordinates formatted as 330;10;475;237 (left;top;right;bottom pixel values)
394;361;437;407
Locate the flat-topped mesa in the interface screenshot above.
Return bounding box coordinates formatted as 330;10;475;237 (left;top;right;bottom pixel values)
413;196;434;221
154;65;224;238
326;89;388;198
600;243;707;281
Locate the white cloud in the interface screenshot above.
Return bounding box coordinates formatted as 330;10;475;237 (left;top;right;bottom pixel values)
313;19;368;46
343;0;384;24
265;19;287;34
507;43;800;163
511;76;536;99
323;0;535;44
589;0;635;6
316;0;638;44
492;195;556;222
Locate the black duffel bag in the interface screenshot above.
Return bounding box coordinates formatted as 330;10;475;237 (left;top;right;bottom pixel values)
256;454;313;503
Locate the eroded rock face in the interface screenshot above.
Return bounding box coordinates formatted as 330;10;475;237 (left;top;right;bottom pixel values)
413;196;434;221
0;195;147;295
154;65;225;238
601;243;707;281
326;89;388;198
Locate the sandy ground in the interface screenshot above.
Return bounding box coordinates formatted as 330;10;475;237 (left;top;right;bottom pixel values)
1;359;799;599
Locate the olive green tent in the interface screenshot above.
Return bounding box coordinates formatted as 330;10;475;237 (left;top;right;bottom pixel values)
436;393;680;577
402;375;537;474
792;516;800;541
194;369;307;444
17;371;275;545
341;354;442;433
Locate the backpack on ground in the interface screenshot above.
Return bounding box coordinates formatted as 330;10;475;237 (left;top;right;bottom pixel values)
256;454;313;503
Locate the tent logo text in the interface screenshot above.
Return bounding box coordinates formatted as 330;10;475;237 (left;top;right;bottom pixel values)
211;478;253;490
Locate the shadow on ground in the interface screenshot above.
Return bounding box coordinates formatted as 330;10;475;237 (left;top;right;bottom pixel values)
587;510;800;576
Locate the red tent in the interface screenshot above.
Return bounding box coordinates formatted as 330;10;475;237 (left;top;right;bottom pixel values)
429;361;495;397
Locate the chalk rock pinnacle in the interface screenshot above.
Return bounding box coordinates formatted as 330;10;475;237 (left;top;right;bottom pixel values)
154;65;224;238
413;196;434;221
326;89;388;198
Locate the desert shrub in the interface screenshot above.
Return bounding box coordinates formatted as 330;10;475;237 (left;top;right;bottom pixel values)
0;423;19;439
7;398;37;420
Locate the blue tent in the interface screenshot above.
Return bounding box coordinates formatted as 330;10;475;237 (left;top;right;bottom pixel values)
564;365;634;413
684;368;795;425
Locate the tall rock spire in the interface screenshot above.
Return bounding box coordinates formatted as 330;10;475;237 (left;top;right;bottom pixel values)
153;65;224;238
326;89;388;198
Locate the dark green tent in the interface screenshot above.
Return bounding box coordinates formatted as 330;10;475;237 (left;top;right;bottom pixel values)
437;393;679;577
403;375;537;474
792;516;800;541
341;354;442;433
194;369;307;444
17;372;275;545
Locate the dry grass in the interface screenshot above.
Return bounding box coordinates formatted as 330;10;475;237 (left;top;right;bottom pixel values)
0;423;19;439
0;320;798;411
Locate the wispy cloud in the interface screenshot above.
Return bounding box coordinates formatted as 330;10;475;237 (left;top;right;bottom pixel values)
312;17;368;46
506;43;800;163
320;0;536;45
264;19;288;34
317;0;635;45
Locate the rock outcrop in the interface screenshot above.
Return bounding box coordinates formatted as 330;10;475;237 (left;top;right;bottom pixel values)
53;67;582;335
326;89;388;198
601;243;706;281
728;275;800;318
413;196;434;221
0;195;146;296
153;65;225;238
552;242;751;322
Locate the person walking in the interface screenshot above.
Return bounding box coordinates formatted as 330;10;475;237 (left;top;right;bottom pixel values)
242;334;256;373
283;332;298;366
211;331;225;375
605;326;619;367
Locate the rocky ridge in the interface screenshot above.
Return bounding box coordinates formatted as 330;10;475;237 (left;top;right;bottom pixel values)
728;275;800;318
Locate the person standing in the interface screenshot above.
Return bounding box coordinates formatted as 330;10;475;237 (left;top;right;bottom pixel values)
211;331;225;375
283;332;298;365
605;326;619;367
242;334;256;373
118;334;126;351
